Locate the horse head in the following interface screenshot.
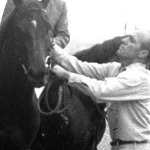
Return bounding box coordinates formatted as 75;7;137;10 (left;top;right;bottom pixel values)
0;0;52;87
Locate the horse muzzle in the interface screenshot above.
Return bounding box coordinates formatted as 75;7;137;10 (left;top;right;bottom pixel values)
25;67;50;88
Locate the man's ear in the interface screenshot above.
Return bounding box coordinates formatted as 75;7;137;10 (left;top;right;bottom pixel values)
139;50;149;59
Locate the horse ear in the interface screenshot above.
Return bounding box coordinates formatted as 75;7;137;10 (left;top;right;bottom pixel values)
13;0;24;7
39;0;50;9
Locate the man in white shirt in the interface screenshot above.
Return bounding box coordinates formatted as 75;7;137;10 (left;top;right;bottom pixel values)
50;29;150;150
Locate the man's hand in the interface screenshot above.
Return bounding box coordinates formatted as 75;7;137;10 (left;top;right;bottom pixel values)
51;65;70;79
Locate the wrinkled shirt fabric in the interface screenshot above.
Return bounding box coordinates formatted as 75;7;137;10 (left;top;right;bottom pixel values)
55;50;150;142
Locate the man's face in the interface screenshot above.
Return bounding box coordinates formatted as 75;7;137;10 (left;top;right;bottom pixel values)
117;33;142;59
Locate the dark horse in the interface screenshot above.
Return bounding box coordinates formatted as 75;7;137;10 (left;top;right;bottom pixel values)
0;0;52;149
30;36;125;150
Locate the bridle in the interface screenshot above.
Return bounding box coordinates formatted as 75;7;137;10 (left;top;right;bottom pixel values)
37;43;107;122
37;40;107;121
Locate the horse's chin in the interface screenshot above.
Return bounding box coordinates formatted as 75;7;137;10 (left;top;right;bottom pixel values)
28;74;49;88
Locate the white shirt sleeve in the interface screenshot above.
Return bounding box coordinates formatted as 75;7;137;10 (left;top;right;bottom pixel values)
67;69;149;102
57;50;120;80
55;47;150;102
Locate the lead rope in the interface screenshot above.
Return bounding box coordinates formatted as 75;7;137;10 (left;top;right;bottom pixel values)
37;43;64;115
37;78;64;115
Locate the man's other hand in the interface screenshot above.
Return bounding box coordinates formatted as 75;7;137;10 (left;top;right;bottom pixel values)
51;65;69;79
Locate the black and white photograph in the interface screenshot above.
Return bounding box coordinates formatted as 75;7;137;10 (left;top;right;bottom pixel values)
0;0;150;150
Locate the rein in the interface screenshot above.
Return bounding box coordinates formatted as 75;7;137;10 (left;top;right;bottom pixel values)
37;76;70;115
37;48;107;119
37;74;107;121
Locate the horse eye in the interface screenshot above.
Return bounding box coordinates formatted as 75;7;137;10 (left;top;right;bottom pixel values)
31;20;37;28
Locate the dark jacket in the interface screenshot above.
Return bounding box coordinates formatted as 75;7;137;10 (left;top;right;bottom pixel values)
2;0;70;49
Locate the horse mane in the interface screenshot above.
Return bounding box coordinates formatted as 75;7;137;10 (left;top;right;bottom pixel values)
74;36;127;63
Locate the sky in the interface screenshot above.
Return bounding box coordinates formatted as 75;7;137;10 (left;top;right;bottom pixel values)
65;0;150;43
